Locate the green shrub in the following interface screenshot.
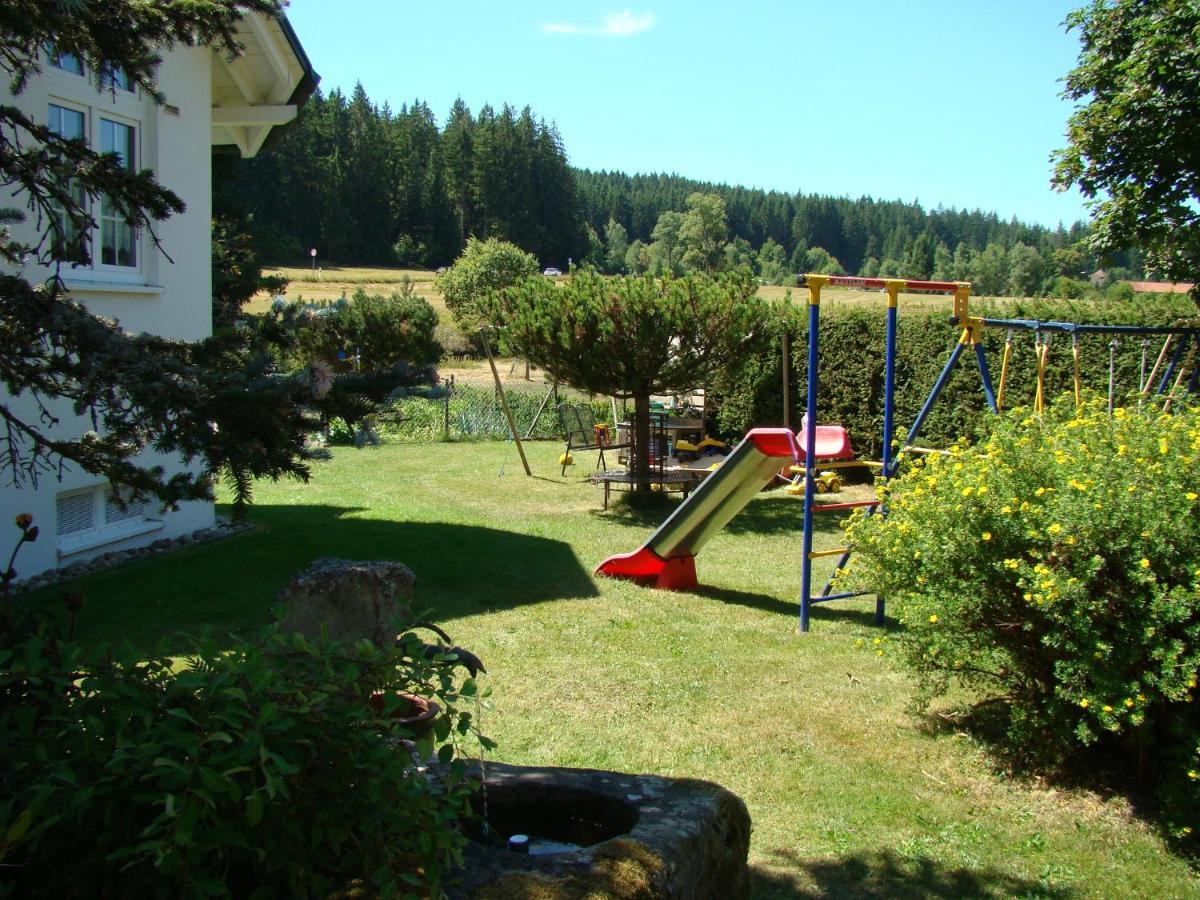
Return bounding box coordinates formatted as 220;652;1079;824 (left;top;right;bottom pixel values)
294;284;441;373
0;605;485;897
843;398;1200;841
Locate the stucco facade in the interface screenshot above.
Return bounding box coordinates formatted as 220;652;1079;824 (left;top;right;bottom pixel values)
0;16;315;580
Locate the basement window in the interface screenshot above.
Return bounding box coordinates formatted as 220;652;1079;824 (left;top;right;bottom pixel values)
55;485;162;558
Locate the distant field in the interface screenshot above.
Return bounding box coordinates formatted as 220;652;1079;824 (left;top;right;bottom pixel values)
253;266;1017;320
252;266;446;314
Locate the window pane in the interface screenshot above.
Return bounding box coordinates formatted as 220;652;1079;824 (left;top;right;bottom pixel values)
48;103;85;141
99;119;134;169
99;119;137;267
49;48;84;76
56;491;95;536
99;64;133;92
47;104;87;263
104;487;144;524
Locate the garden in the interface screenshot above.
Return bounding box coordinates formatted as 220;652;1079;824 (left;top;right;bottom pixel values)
8;417;1198;896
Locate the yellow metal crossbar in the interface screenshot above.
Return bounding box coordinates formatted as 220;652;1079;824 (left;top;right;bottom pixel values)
808;547;849;559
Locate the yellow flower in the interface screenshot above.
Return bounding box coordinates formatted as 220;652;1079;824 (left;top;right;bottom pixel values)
1035;487;1047;497
1140;558;1151;569
982;532;992;542
1128;484;1137;493
1124;698;1134;708
962;486;974;497
977;485;988;495
1047;523;1062;535
1187;492;1198;501
1189;770;1199;781
1065;535;1077;546
1103;705;1113;713
1079;698;1089;708
1004;559;1019;570
928;614;939;624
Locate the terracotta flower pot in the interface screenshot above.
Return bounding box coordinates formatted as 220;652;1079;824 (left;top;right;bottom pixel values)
367;691;441;739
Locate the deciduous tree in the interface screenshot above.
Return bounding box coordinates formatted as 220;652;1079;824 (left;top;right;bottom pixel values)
1053;0;1200;300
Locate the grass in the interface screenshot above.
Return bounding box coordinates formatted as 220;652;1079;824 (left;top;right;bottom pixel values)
59;441;1199;898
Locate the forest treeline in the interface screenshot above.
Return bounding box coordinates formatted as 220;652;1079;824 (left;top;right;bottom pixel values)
215;83;1144;296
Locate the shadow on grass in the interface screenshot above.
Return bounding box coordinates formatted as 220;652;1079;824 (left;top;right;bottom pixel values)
692;585;884;627
65;503;597;652
751;848;1072;898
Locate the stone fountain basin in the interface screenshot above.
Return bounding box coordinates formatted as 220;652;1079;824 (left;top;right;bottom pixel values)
454;762;750;899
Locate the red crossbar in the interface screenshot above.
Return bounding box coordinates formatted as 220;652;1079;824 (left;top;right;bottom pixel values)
815;275;963;293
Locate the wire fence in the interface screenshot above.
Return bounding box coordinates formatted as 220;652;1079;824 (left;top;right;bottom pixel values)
330;378;615;446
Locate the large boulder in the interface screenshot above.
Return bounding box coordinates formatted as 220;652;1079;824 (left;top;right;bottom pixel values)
277;557;415;646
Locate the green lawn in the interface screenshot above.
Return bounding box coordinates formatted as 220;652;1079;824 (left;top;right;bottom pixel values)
66;442;1198;898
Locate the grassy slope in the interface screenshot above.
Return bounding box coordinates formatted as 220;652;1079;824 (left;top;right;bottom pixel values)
63;441;1197;898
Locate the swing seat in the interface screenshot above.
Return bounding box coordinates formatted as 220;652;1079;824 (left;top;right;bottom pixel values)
796;416;854;461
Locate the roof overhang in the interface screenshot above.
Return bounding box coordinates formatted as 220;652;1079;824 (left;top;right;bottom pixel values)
211;12;319;158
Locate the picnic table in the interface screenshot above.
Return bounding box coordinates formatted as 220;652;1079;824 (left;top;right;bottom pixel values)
588;468;710;509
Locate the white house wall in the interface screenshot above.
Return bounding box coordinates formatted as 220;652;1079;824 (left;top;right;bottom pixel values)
0;47;216;579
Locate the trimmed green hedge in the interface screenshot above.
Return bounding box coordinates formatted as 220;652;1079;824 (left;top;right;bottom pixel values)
711;294;1200;458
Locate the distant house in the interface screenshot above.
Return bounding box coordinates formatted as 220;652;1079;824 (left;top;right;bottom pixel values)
0;13;317;579
1089;268;1107;289
1122;281;1196;295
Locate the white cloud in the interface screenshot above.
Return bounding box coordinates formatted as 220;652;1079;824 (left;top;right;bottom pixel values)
541;10;656;37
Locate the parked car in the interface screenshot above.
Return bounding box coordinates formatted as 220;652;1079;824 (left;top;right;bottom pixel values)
542;267;562;277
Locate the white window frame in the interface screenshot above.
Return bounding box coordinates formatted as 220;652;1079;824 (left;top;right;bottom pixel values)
43;51;149;286
56;484;163;559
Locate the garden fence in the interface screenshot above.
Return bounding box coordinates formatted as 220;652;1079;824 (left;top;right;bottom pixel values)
340;377;615;445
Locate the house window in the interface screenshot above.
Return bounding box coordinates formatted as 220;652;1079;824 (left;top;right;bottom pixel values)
99;118;137;267
44;100;141;274
55;484;155;556
98;64;134;93
48;47;84;76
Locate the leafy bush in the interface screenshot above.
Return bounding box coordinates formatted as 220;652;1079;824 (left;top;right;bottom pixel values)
436;237;539;332
294;284;441;373
0;602;485;897
843;398;1200;841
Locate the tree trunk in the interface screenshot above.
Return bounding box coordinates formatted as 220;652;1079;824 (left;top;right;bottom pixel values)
632;393;651;491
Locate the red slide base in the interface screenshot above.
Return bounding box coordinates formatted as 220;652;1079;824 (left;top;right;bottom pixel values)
595;546;699;591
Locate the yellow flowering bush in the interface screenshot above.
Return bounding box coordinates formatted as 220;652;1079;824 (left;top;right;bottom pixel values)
845;396;1200;840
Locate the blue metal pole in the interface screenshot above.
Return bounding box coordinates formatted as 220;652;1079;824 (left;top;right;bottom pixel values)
904;334;968;451
1157;335;1187;395
974;341;999;413
800;298;821;633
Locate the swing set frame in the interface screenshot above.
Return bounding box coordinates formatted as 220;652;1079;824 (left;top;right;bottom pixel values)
797;274;1200;632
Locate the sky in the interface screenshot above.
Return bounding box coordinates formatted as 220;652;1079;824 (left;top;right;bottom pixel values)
285;1;1092;228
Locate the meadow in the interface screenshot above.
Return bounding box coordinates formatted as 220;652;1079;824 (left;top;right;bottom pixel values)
66;440;1199;898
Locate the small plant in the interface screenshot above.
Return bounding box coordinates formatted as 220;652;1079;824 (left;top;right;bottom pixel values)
0;613;488;897
845;396;1200;842
1;513;38;603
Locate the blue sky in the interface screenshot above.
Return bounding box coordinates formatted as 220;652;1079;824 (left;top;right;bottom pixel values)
285;1;1091;228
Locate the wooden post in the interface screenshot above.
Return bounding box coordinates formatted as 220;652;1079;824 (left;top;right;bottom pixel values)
443;374;454;441
782;328;791;429
481;330;531;476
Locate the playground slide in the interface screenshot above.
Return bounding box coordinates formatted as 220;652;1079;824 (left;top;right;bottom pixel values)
595;428;801;590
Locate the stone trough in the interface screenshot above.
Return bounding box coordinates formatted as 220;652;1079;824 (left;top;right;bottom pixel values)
453;762;751;899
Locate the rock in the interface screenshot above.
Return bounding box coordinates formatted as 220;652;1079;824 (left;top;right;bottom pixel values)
277;557;415;646
454;763;751;899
